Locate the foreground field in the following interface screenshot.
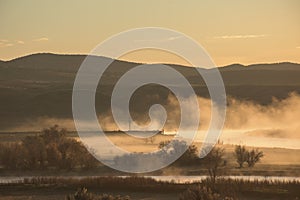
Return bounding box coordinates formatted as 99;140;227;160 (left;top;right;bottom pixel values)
1;129;300;199
0;176;299;200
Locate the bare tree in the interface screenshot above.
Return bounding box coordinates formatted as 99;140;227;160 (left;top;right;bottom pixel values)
202;146;226;184
234;145;248;168
246;149;264;167
22;136;47;169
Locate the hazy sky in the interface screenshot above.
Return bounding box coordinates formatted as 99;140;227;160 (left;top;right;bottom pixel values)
0;0;299;66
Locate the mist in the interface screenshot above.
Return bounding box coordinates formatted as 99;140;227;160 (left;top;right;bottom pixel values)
4;93;300;147
224;92;300;138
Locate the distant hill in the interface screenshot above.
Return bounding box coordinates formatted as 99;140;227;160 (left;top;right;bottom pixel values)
221;62;300;71
1;53;300;130
2;53;300;86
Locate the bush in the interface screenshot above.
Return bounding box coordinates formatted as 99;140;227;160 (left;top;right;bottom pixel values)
234;145;247;168
66;187;131;200
179;185;235;200
179;185;220;200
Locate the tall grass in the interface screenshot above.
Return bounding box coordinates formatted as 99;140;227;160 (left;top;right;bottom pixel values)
1;176;299;198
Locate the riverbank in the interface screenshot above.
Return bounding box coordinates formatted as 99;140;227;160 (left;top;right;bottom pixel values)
1;163;300;177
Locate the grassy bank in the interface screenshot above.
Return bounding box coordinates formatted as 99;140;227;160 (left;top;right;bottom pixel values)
0;176;299;200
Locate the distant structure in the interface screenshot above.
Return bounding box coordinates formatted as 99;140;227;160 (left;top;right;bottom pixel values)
126;118;165;134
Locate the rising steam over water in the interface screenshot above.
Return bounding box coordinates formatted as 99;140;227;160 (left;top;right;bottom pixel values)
4;93;300;149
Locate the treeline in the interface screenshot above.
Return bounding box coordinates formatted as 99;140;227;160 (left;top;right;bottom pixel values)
113;140;228;181
114;140;264;181
0;125;98;170
0;125;264;173
113;140;201;172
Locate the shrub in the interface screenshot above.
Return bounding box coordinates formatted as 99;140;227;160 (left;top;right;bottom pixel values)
179;185;235;200
179;185;220;200
66;187;131;200
234;145;247;168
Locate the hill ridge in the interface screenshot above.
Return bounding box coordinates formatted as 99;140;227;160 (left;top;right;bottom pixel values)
4;53;300;70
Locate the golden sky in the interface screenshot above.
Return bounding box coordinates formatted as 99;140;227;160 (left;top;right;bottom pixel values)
0;0;300;66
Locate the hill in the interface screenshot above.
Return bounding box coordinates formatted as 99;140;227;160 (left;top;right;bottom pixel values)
0;53;300;130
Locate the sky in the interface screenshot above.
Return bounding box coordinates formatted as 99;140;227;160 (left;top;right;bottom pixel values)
0;0;300;66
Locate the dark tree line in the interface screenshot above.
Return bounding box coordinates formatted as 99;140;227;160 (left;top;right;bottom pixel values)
0;125;99;170
158;140;199;165
113;140;201;172
114;139;227;183
0;126;263;174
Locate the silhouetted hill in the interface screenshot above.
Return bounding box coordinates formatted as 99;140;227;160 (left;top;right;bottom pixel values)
221;62;300;71
1;53;300;130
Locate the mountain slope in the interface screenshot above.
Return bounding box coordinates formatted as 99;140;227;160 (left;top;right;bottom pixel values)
1;53;300;130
